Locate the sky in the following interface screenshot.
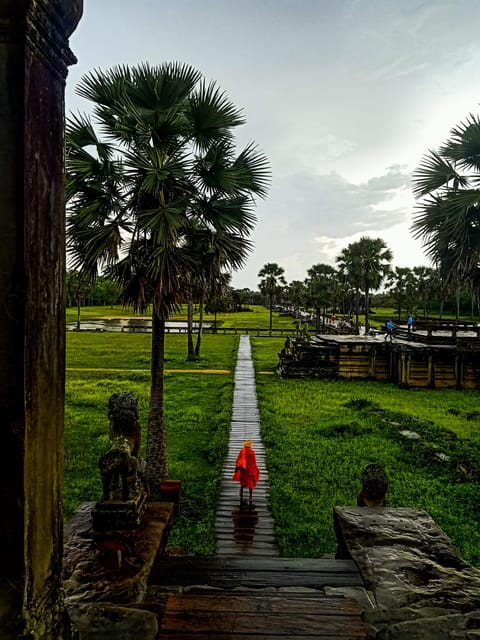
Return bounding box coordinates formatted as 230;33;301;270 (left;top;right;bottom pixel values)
66;0;480;290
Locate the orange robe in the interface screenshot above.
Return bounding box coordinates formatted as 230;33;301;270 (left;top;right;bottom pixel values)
232;447;260;489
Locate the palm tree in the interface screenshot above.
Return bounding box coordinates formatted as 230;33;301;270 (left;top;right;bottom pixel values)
387;266;416;320
356;237;392;333
183;224;251;359
258;263;286;334
66;62;270;496
336;245;362;329
412;266;439;318
337;238;392;333
304;264;337;330
412;111;480;292
285;280;307;320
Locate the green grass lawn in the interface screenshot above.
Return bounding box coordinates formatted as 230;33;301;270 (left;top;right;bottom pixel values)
65;332;239;555
67;332;238;371
251;338;480;566
65;330;480;565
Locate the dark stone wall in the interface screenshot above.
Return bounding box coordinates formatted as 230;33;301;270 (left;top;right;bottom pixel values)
0;1;82;637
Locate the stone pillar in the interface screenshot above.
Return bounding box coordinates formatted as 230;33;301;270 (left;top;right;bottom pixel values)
0;2;82;638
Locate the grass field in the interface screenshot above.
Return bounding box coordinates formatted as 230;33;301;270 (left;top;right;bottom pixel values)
65;328;480;565
252;338;480;566
65;333;239;555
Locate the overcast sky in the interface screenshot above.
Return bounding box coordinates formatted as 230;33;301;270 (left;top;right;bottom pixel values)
66;0;480;289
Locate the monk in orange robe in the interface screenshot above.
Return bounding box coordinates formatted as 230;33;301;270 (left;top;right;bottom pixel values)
232;440;260;506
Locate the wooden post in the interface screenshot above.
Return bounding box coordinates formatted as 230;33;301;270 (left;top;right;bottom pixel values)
0;2;82;638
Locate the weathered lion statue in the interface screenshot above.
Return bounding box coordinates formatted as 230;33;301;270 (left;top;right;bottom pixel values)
99;392;143;501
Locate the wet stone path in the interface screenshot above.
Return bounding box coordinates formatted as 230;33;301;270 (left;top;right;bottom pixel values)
215;334;278;557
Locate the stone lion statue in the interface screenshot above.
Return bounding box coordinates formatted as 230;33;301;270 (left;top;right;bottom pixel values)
99;393;143;501
357;463;388;507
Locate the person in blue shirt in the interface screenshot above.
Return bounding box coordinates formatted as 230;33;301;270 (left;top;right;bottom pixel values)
407;315;414;335
385;319;394;341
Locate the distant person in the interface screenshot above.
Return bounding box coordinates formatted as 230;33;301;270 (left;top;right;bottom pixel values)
232;440;259;507
385;319;394;342
407;315;414;335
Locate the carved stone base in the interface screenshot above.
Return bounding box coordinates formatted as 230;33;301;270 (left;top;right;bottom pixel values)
63;502;174;605
92;486;148;530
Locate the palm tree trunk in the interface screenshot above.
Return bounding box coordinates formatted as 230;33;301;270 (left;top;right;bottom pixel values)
146;311;168;499
195;294;204;357
364;288;369;334
269;295;273;335
187;296;195;360
355;287;360;330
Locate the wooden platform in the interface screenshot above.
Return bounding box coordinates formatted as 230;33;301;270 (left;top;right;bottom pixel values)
154;592;367;638
148;556;368;638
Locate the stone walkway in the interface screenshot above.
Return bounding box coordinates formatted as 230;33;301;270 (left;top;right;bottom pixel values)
215;335;278;557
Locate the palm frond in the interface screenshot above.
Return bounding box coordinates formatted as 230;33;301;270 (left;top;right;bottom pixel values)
441;112;480;173
231;142;271;198
189;80;245;150
197;195;257;234
411;150;462;199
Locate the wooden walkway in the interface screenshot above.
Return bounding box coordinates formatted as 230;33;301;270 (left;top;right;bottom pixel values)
216;334;277;557
145;336;368;637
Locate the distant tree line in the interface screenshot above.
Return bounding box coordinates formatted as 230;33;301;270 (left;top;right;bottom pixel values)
257;236;480;335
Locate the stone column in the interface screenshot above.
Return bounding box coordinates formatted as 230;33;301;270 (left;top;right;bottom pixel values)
0;1;82;638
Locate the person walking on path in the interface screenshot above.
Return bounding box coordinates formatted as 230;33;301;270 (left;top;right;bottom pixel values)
232;440;260;507
407;315;414;335
385;319;395;342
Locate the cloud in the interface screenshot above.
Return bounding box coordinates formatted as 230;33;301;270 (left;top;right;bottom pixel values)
237;165;418;287
268;166;411;239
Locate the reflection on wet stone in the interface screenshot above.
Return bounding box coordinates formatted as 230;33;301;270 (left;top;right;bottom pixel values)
232;506;259;543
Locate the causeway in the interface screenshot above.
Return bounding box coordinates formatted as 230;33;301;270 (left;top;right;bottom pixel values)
148;335;369;638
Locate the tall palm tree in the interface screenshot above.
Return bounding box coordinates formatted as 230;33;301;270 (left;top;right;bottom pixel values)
356;237;392;333
412;111;480;292
304;264;337;330
285;280;307;321
183;223;251;359
336;245;362;329
66;63;270;496
411;266;439;318
387;266;416;320
337;238;392;333
258;262;286;334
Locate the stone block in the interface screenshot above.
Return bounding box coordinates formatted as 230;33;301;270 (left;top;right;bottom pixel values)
63;501;174;605
334;507;480;636
69;603;158;640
